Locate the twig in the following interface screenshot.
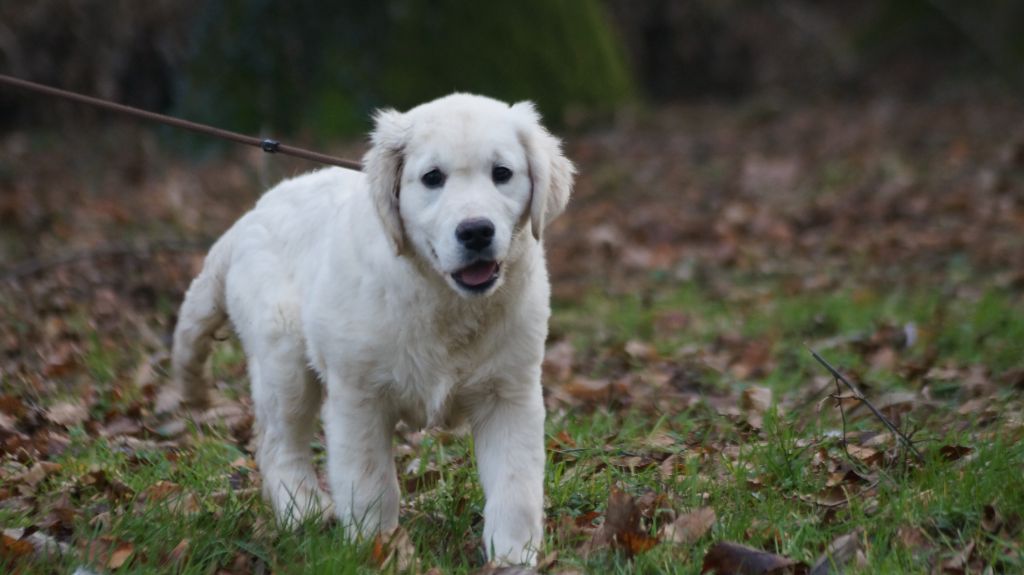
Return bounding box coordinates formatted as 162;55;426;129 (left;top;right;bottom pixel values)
1;238;212;281
809;348;926;463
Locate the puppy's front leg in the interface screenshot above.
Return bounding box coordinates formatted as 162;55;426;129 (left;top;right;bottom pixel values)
323;378;400;539
471;382;546;565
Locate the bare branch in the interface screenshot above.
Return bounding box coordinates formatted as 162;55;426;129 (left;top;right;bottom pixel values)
809;348;925;463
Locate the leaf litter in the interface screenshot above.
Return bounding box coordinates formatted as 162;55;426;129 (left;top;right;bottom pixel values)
2;92;1023;572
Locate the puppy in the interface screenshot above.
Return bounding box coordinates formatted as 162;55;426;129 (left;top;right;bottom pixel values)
164;93;574;565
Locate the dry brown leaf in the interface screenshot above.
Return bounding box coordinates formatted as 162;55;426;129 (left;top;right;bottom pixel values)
938;445;973;462
896;525;931;552
79;469;134;501
42;344;79;377
371;526;416;572
1;532;35;562
0;395;27;419
583;486;659;557
731;340;774;380
939;540;975;574
997;367;1024;389
101;416;143;438
658;454;683;481
46;401;89;426
809;529;863;575
562;376;614;402
980;504;1003;534
956;398;988;415
701;541;808;574
135;480;182;513
165;538;190;566
661;507;716;545
3;527;70;558
107;541;134;569
868;347;897;371
741;386;773;414
844;445;881;465
18;461;62;488
872;392;917;417
810;485;850;508
624;339;657;361
168;492;201;515
543;340;575;383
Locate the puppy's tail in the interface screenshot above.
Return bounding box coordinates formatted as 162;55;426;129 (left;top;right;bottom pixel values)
158;233;234;413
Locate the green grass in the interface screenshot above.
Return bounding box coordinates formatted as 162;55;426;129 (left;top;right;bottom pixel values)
3;279;1022;573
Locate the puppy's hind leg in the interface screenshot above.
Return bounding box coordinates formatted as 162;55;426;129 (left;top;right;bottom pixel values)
249;335;329;527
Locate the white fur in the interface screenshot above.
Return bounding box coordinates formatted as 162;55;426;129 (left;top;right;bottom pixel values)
165;93;574;565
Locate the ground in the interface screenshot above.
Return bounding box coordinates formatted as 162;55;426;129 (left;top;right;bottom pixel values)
1;89;1023;574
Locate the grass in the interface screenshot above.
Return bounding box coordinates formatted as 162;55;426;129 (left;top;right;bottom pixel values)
2;276;1022;574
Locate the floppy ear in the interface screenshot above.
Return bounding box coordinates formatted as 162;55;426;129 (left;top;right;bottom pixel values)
511;102;576;241
363;108;408;255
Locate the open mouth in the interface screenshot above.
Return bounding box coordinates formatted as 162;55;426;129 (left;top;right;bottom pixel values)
451;260;500;292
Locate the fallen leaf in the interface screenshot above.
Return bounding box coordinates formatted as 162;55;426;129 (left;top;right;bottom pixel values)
371;526;416;572
0;395;28;419
165;539;189;566
562;376;615;402
980;504;1003;534
844;445;881;465
997;367;1024;389
741;386;773;414
956;398;988;415
938;445;973;461
543;340;575;382
107;542;134;569
701;541;808;574
939;540;975;574
624;339;657;361
661;507;716;545
658;454;683;481
79;469;134;501
3;527;70;558
18;461;62;488
583;486;659;557
731;340;774;380
46;401;89;426
1;532;34;562
101;416;142;438
896;525;931;552
809;529;863;575
143;480;182;500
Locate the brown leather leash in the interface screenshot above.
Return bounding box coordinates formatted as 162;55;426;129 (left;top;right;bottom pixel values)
0;73;363;170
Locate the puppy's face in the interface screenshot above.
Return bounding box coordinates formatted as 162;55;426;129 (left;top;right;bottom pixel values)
365;94;574;298
399;107;531;296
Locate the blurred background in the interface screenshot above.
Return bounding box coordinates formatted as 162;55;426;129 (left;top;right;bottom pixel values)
3;0;1023;135
1;0;1023;355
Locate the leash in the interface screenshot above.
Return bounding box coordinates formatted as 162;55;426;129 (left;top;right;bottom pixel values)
0;73;363;170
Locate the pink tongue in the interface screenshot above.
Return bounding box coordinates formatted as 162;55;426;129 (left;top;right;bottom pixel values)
457;261;497;286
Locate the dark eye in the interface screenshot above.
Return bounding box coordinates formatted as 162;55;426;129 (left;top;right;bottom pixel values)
492;166;513;184
421;169;446;189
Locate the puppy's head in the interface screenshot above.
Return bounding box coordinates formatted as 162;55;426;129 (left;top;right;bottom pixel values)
363;93;574;298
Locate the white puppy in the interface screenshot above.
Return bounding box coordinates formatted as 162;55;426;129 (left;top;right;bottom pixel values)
164;93;574;565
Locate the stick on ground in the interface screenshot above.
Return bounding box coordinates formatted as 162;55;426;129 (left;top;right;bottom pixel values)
809;348;926;463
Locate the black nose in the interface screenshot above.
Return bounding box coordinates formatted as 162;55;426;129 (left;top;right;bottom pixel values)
456;218;495;251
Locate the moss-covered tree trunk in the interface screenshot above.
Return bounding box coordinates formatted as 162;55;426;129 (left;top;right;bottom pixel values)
182;0;633;139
